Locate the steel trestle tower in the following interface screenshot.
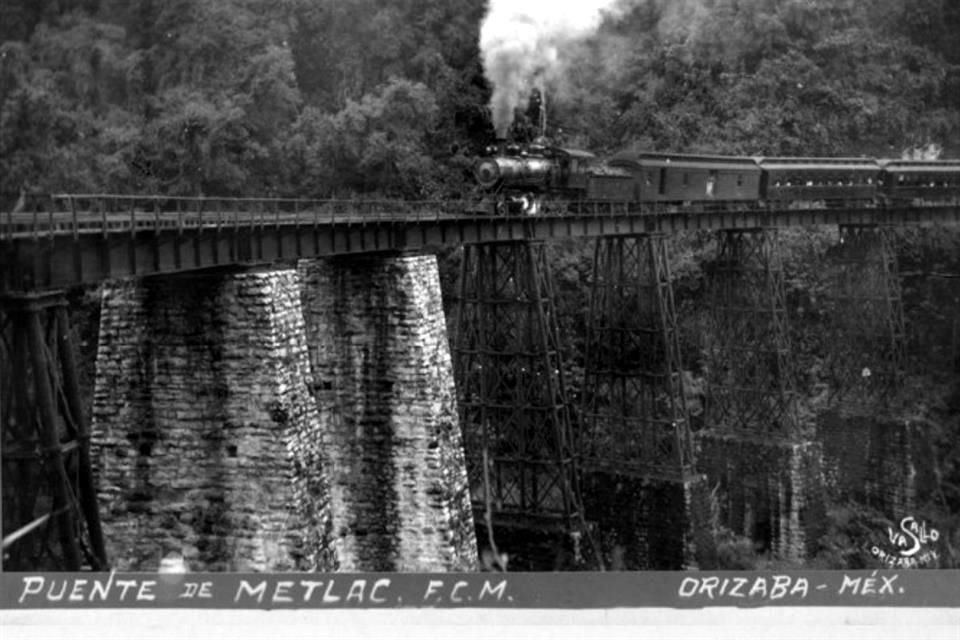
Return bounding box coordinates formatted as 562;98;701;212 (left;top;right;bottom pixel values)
581;234;695;479
1;292;107;570
454;240;582;535
704;229;800;437
826;224;906;405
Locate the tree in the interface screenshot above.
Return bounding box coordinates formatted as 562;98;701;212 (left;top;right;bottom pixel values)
289;77;442;197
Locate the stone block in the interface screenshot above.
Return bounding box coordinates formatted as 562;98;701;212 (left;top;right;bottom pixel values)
91;268;336;572
300;254;477;571
696;432;825;562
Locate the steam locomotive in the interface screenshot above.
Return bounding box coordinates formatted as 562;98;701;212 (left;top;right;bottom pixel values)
474;141;960;214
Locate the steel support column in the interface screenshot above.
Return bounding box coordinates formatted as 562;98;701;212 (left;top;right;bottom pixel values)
454;240;581;532
826;225;906;403
1;292;107;570
581;234;695;479
704;229;802;437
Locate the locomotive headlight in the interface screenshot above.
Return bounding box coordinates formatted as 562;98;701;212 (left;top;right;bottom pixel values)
475;159;501;187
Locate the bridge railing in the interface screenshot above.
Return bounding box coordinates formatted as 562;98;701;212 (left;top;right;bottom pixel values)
0;194;680;239
5;193;960;241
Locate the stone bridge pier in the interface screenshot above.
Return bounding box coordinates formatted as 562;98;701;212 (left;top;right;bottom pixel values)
91;254;476;572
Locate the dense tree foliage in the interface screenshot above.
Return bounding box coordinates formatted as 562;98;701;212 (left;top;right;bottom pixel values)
552;0;960;156
0;0;490;197
4;0;960;197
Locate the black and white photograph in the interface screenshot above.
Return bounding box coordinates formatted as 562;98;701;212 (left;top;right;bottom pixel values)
1;0;959;635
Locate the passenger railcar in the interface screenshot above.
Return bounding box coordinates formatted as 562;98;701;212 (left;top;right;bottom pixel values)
879;160;960;204
758;157;880;206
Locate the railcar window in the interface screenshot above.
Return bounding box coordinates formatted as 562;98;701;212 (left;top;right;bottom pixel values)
683;173;690;186
659;168;667;195
736;174;743;187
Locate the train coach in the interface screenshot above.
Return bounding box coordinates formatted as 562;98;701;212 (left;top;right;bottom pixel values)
758;157;881;207
879;159;960;205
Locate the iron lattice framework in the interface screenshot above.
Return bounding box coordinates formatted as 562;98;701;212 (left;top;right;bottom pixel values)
454;240;581;530
1;292;107;570
581;234;695;480
704;229;802;437
825;225;906;403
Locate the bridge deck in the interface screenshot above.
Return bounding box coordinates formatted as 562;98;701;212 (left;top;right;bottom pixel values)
3;196;960;292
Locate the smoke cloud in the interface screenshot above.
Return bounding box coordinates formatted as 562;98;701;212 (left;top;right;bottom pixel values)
480;0;626;137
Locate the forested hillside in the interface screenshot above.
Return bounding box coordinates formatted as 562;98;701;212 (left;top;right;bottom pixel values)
0;0;490;197
3;0;960;199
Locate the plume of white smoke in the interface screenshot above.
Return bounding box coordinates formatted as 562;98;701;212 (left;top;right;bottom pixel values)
480;0;627;137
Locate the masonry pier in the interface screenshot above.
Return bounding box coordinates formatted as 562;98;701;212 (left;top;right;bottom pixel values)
300;254;477;572
92;268;335;571
92;256;476;572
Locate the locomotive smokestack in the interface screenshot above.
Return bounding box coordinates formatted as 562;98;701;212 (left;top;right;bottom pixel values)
479;0;623;137
539;88;547;139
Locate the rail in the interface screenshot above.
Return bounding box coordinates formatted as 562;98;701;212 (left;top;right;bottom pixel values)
7;193;942;239
3;193;960;293
2;194;654;239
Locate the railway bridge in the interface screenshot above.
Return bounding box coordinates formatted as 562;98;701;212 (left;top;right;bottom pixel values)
2;195;957;572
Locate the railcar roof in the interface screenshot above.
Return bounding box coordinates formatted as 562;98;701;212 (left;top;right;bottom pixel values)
609;152;761;170
878;159;960;171
758;157;881;169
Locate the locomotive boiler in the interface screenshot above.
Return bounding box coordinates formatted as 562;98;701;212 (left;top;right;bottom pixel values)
474;142;634;214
